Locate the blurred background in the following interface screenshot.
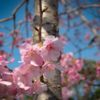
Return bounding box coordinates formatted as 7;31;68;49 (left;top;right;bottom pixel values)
0;0;100;100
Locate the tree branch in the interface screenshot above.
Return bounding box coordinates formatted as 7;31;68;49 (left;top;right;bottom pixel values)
12;0;27;15
60;4;100;15
74;43;99;54
65;3;100;44
0;24;12;31
5;66;13;72
0;17;13;23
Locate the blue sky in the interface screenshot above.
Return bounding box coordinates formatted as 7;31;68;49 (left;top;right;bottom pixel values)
0;0;34;69
0;0;100;70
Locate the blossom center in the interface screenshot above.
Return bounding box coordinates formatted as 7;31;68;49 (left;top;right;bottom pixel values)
47;44;53;50
28;50;35;58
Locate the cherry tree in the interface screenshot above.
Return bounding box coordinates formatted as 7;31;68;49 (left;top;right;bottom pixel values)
0;0;100;100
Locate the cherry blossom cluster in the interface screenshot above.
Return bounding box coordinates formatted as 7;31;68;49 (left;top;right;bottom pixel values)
0;32;15;63
9;30;33;48
0;35;64;99
0;30;33;64
0;32;5;37
60;52;84;100
62;87;73;100
24;13;34;20
61;52;84;83
0;32;5;47
84;32;91;41
96;61;100;78
60;35;70;45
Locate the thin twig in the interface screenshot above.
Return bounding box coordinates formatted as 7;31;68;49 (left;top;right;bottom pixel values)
0;24;12;31
38;0;42;42
10;15;16;56
3;42;12;46
5;66;13;72
60;4;100;15
65;2;100;44
74;43;99;54
39;0;44;82
6;0;27;57
12;0;27;15
26;0;29;37
0;17;13;23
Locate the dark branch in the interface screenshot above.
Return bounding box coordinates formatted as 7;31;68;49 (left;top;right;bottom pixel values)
38;0;42;42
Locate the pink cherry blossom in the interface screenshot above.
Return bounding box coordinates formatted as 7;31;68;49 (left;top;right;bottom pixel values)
19;63;40;78
73;59;83;71
19;43;43;66
61;73;66;85
17;83;32;96
0;55;3;61
67;68;81;83
0;32;5;37
10;30;19;36
2;72;13;81
31;81;47;94
60;52;73;71
9;58;15;63
60;35;64;40
63;41;67;45
61;54;66;59
96;67;100;78
41;35;63;61
18;82;30;90
2;72;17;97
13;63;40;94
62;87;73;100
0;50;9;60
0;79;12;98
26;38;33;45
0;60;9;73
41;63;63;79
29;16;34;20
17;94;24;100
97;61;100;65
13;67;32;87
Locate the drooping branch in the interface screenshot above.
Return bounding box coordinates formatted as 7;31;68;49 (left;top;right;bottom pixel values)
0;0;27;23
60;4;100;15
74;43;99;54
64;2;100;45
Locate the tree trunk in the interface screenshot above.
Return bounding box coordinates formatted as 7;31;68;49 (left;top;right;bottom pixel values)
32;0;62;100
